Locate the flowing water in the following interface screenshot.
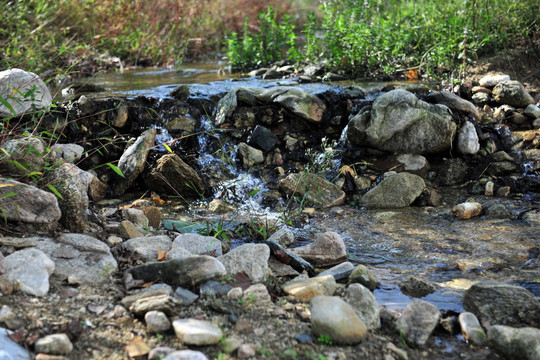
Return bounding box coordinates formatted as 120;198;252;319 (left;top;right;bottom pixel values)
85;63;539;356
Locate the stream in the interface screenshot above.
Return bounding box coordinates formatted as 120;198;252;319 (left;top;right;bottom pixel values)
82;63;539;358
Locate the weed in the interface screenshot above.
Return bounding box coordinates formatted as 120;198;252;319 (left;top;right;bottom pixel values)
316;334;333;345
256;345;273;356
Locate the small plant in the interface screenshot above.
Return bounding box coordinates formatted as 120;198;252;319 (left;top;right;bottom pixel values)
282;349;299;360
155;333;163;341
256;345;273;356
305;137;341;181
316;334;333;346
238;293;256;308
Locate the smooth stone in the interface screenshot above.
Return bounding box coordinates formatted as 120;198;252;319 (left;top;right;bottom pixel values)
0;68;52;116
4;248;54;296
488;325;540;360
282;275;337;302
279;173;346;208
472;92;491;106
199;280;233;298
395;154;430;177
173;287;199;306
149;347;176;360
361;172;425;208
479;74;510;87
492;80;534;108
345;283;381;330
122;208;149;228
397;300;441;347
34;333;73;355
172;319;222;345
451;202;482;219
0;327;30;359
267;227;295;247
247;125;278;152
169;233;222;257
348;264;378;291
399;275;438;297
118;220;144;239
49;143;84;163
457;121;480;155
122;235;172;261
292;231;347;266
524;104;540;119
310;295;368;345
237;142;264;169
426;91;481;120
237;343;256;359
217;243;270;283
227;287;243;300
463;281;540;327
163;350;209;360
316;262;355;281
145;310;171;333
458;312;486;346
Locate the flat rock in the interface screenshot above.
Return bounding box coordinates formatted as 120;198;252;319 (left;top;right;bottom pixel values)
488;325;540;360
122;235;172;262
172;319;222;345
345;283;381;330
282;275;337;302
463;281;540;327
396;300;441;347
35;233;117;284
361;172;425;208
169;233;222;257
310;295;368;345
479;74;510;87
279;173;345;208
4;248;54;296
130;255;226;289
217;243;270;283
130;294;180;316
316;262;355;281
291;231;347;266
399;275;438;297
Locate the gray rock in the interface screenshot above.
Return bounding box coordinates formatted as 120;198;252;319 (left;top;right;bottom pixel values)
316;262;355;281
144;310;171;333
122;236;172;262
463;281;540;327
291;231;347;266
267;227;295;247
282;275;337;302
169;84;191;100
166;115;196;132
130;255;226;288
458;312;486;346
145;153;204;197
395;154;430;177
36;233;118;284
243;283;272;305
169;233;222;257
217;243;270;283
348;264;377;290
121;289;172;309
345;283;381;329
479;74;510;87
0;136;47;175
472;92;491;107
130;294;180;316
118;220;145;239
122;208;149;228
361;172;425;208
488;325;540;360
437;157;468;186
200;281;233;298
113;128;157;195
4;248;54;296
0;327;30;359
163;350;209;360
279;173;345;208
399;275;438;297
348;89;456;154
492;80;534;108
260;87;326;123
0;68;52;117
248;125;278;152
457;121;480;155
426;91;480;121
310;295;368;344
237;142;264;169
50;143;84;163
34;333;73;355
173;287;199;306
396;300;441;347
485;203;512;219
524;104;540;119
0;178;61;224
172;319;222;345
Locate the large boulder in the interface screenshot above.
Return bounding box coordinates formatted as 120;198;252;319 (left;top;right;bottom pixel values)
0;178;61;224
145;153;204;197
492;80;534;108
488;325;540;360
0;68;52;117
279;173;345;208
347;89;456;154
361;172;425;208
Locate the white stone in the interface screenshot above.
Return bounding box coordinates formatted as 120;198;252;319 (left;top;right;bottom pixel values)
457;121;480;155
0;68;52;116
479;74;510;87
5;248;54;296
217;243;270;283
34;333;73;355
459;312;486;345
169;233;222;257
122;235;172;261
172;319;222;345
145;310;171;333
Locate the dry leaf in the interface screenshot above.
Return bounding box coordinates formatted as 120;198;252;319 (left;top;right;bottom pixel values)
156;250;167;261
405;68;419;81
125;335;151;358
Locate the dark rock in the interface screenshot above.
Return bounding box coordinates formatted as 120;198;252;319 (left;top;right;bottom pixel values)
492;80;534;108
247;125;278;152
146;153;204;197
264;239;315;275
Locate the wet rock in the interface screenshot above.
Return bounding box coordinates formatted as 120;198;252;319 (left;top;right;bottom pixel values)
485;203;512;219
146;153;204;197
263;68;282;80
4;248;55;296
457;121;480;155
496;186;511;197
348;264;377;290
50;143;84;163
259;86;326;123
310;295;368;345
130;294;179;316
488;325;540;360
267;227;295;247
248;125;278;152
479;74;510;87
172;319;222;345
397;300;441;347
112;128;157;195
122;236;172;262
0;68;52;116
217;243;270;283
451;202;482;219
166;114;196;132
169;84;191;100
36;233;118;284
264;239;315;275
292;231;347;266
0;178;61;224
399;275;438;297
35;333;73;355
169;233;222;257
347;89;456;154
200;281;233;298
487;161;517;176
122;208;149;228
163;350;209;360
118;220;145;239
361;172;425;208
492;80;534;108
130;255;226;288
173;287;199;306
317;262;355;281
426;91;481;120
437;157;468;186
463;281;540;327
279;173;345;208
282;275;337;302
237;142;264;169
524;104;540;119
0;136;47;176
344;283;381;330
458;312;486;346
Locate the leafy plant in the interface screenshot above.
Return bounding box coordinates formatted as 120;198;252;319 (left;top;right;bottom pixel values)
316;334;333;346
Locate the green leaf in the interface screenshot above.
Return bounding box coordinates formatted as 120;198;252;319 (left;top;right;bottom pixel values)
0;95;16;116
106;162;125;178
47;184;64;200
248;189;261;197
163;143;173;153
0;192;17;198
